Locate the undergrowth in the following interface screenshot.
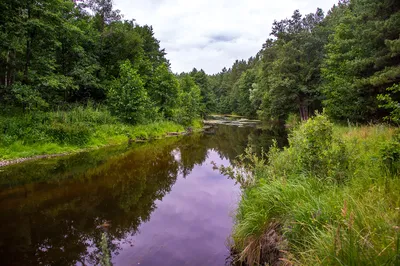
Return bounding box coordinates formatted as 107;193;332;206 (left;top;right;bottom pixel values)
0;105;200;160
227;114;400;265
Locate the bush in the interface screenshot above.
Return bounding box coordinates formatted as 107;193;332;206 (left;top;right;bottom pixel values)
49;104;117;125
285;113;301;129
228;118;399;266
378;83;400;124
289;114;349;182
0;113;49;145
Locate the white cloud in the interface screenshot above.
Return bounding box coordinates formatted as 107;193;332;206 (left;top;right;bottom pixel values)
114;0;339;74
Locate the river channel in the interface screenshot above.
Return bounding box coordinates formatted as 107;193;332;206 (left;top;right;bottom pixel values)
0;122;286;266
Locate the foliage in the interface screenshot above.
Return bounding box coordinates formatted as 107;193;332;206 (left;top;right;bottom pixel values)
107;61;154;124
174;75;203;125
0;105;188;160
380;129;400;175
10;83;49;110
322;0;400;122
289;114;349;181
190;68;217;115
0;0;194;125
227;116;400;265
199;0;399;124
378;83;400;124
147;63;180;118
1;0;400;127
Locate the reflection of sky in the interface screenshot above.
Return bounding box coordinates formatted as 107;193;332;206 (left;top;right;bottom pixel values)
113;150;240;266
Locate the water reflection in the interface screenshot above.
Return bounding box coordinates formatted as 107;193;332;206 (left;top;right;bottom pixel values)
0;124;286;266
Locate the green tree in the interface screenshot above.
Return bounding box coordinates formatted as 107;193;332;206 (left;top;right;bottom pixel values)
322;0;400;122
147;63;180;119
378;83;400;124
231;69;259;117
259;9;325;121
176;75;202;125
107;61;153;124
190;68;216;115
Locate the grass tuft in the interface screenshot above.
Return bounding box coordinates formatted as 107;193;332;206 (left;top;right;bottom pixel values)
229;115;400;265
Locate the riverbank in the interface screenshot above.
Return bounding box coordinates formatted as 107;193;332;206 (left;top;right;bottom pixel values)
0;106;201;164
227;115;400;265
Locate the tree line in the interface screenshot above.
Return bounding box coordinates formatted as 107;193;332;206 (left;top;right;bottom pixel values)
1;0;399;125
0;0;202;125
203;0;400;123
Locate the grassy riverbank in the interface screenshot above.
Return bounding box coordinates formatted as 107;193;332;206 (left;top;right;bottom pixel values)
228;115;400;265
0;106;201;161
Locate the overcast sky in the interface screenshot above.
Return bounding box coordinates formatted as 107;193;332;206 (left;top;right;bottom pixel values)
114;0;339;74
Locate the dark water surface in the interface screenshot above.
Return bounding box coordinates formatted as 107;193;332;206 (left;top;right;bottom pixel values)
0;124;286;266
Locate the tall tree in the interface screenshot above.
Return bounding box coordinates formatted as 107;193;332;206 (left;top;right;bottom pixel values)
107;61;152;124
259;9;326;121
147;63;180;118
190;68;216;115
322;0;400;122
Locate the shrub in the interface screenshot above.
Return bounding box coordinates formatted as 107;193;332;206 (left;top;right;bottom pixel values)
228;119;399;266
289;114;349;182
378;83;400;124
285;113;301;129
107;61;155;125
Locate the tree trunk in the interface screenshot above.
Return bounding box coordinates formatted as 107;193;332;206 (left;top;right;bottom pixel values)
298;97;309;121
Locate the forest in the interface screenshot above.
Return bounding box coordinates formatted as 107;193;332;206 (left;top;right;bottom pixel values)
205;0;400;124
0;0;204;159
0;0;202;123
209;1;399;264
1;0;400;158
0;0;400;265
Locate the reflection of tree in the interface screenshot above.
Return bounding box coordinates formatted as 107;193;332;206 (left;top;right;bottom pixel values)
0;124;288;265
0;145;132;188
176;125;287;172
177;133;209;177
0;139;181;266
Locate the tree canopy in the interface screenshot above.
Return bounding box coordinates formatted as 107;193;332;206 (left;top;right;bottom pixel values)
0;0;201;125
1;0;399;124
201;0;400;123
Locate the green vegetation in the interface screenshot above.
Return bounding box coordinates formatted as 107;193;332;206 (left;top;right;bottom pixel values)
198;0;400;124
0;0;204;161
0;105;193;160
201;1;399;263
224;115;400;265
1;0;399;262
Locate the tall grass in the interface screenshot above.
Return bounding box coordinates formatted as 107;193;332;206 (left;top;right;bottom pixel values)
0;105;196;160
229;115;400;265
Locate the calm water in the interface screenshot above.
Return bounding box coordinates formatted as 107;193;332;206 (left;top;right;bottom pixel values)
0;124;286;266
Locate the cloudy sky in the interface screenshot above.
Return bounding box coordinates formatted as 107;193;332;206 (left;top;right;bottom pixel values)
114;0;339;74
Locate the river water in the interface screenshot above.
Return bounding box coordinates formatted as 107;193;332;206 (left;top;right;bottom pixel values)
0;123;286;266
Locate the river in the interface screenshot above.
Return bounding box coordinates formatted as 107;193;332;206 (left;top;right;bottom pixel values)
0;122;286;266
